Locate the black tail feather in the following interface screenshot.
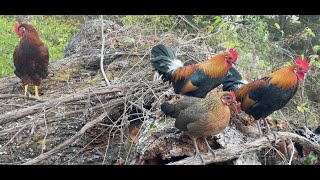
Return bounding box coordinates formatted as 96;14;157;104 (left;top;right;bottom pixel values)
222;67;246;92
151;44;177;82
228;66;243;80
315;125;320;135
151;44;175;59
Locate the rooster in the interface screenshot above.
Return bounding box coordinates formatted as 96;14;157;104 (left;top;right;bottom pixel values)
222;58;310;137
151;44;238;98
161;91;237;163
13;22;49;97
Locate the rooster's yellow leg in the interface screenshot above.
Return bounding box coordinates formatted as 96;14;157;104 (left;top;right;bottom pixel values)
24;85;28;96
34;86;39;97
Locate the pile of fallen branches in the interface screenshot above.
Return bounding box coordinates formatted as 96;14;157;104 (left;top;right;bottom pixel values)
0;81;169;164
1;80;319;165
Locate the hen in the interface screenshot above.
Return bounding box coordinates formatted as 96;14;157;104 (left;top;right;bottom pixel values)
161;91;236;163
13;22;49;97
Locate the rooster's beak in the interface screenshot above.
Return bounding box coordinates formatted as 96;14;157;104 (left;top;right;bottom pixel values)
232;60;238;66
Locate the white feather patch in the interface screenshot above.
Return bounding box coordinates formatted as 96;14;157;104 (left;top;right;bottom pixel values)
240;79;248;84
168;59;184;72
153;72;162;81
235;79;248;89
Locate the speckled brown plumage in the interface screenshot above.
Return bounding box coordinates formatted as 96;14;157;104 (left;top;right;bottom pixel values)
161;91;236;163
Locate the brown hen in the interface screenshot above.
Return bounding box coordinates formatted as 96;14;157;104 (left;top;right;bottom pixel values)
161;91;236;163
13;22;49;97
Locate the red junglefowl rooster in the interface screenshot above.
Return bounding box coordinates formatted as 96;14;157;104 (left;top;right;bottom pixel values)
161;91;237;163
13;22;49;97
151;44;238;98
222;58;310;137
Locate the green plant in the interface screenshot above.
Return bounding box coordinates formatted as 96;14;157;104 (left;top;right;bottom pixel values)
303;152;318;165
0;17;20;77
297;102;310;113
120;15;175;32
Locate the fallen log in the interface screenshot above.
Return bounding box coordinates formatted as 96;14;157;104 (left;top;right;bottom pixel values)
168;132;320;165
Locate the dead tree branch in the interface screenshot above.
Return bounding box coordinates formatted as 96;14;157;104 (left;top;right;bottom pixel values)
0;94;46;102
0;83;147;125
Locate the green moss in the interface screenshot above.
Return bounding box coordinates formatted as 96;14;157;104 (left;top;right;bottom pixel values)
158;118;167;125
54;69;73;82
124;138;132;155
89;80;100;86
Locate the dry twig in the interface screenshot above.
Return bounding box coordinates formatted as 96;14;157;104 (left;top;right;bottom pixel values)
100;15;111;86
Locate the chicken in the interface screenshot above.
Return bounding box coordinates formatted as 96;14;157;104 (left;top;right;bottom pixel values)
151;44;238;98
13;22;49;97
161;91;237;163
222;58;310;137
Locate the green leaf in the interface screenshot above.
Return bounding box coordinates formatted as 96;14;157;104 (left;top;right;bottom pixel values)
305;27;316;38
285;61;292;66
304;159;311;165
309;153;318;161
312;45;320;53
263;33;269;41
297;106;302;112
292;20;301;24
304;153;318;165
274;23;280;29
214;16;222;25
310;31;316;37
123;36;135;45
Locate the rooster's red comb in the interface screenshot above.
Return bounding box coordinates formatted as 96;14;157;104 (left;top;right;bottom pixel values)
295;57;309;71
14;22;20;35
229;48;238;62
229;91;236;100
